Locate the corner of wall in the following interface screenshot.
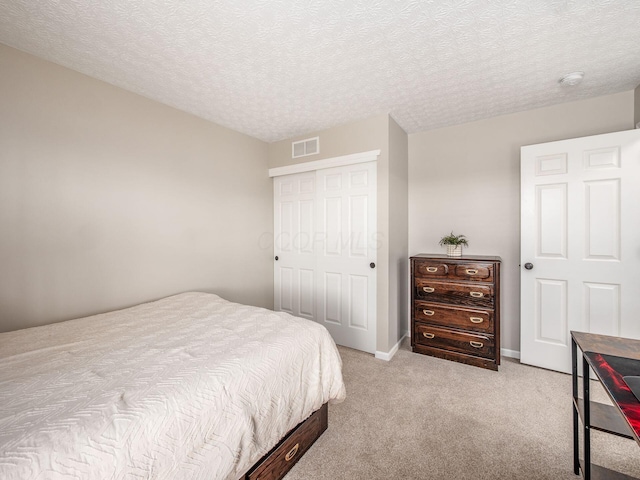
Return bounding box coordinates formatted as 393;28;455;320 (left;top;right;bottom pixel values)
634;84;640;128
387;116;409;350
375;333;408;361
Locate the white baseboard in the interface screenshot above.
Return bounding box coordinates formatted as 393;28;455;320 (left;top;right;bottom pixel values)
501;348;521;360
375;334;407;361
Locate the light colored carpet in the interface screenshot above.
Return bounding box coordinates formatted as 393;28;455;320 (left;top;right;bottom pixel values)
286;339;640;479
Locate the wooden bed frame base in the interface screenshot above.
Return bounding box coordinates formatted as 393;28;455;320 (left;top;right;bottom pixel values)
243;403;328;480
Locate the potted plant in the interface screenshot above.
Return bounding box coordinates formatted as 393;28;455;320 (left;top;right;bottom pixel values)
439;232;468;257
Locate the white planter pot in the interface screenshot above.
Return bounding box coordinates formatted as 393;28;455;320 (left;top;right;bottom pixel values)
446;245;462;257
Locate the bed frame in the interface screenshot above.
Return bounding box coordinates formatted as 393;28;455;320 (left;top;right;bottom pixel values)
243;403;328;480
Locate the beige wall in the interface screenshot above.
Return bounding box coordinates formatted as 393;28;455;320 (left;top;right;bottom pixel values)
408;90;635;354
0;44;272;333
269;114;408;354
635;84;640;127
388;117;409;344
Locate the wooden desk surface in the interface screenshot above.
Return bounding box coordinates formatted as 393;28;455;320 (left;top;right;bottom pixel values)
572;331;640;361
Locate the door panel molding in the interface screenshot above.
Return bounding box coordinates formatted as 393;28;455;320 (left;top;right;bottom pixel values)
269;149;380;178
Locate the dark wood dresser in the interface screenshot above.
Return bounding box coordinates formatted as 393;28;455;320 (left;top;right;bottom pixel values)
410;254;501;370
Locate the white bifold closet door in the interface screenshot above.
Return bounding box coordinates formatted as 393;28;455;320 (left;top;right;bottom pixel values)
520;129;640;374
274;162;377;354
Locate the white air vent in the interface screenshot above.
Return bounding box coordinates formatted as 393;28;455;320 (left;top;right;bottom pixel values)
292;137;319;158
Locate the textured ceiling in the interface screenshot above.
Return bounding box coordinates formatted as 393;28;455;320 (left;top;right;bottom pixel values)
1;1;639;142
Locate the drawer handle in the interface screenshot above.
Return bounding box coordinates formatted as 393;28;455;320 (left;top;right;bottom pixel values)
285;443;300;462
422;287;435;293
422;309;435;316
470;341;484;348
466;269;478;275
469;316;484;323
426;267;438;273
470;291;484;298
422;332;435;339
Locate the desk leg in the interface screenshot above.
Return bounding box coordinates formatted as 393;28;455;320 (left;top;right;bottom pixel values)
572;339;579;475
583;355;591;480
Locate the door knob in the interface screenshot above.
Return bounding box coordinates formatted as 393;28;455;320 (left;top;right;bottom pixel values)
524;263;533;270
275;256;279;261
370;262;376;269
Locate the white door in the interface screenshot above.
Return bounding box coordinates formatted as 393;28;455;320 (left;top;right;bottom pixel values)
273;171;317;321
314;163;377;353
273;162;377;353
520;129;640;374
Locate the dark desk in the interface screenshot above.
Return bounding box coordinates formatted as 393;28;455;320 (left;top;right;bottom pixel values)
571;331;640;479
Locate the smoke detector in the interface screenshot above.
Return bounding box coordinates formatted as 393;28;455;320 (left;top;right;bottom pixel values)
558;72;584;86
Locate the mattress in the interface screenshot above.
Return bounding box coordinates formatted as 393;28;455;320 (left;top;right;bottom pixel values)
0;292;346;480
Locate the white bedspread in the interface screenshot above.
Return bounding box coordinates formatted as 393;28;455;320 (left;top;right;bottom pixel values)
0;292;346;480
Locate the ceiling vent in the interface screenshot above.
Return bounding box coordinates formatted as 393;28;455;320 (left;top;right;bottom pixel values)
292;137;319;158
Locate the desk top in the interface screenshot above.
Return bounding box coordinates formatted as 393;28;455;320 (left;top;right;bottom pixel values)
572;331;640;361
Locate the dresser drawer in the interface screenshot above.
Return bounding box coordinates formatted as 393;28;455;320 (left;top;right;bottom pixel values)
415;279;494;308
414;301;493;333
450;263;494;282
414;260;449;278
414;260;494;282
414;324;495;359
246;404;327;480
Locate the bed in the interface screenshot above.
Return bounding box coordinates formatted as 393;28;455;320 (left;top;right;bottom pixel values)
0;292;346;479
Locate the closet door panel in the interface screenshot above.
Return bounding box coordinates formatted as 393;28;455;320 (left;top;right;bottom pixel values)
273;172;316;320
316;162;377;354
